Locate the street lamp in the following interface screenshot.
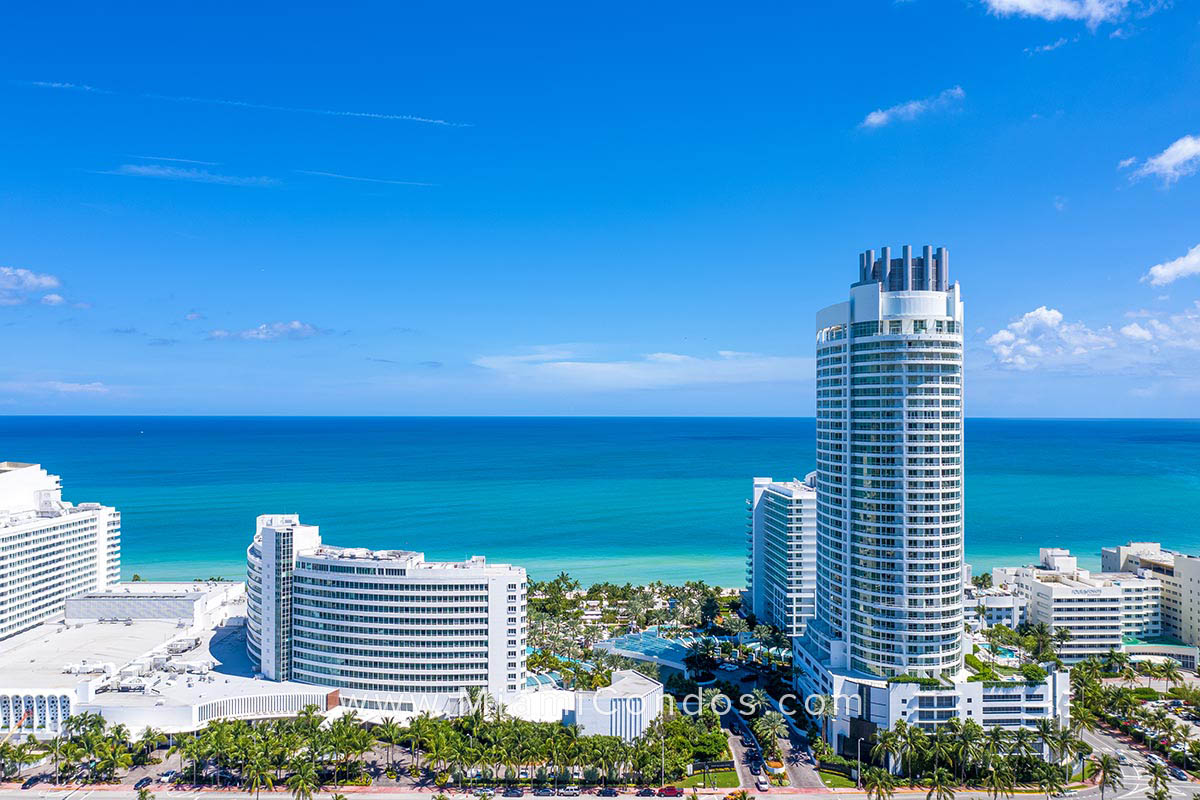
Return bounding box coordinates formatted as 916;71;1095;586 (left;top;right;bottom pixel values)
856;738;864;789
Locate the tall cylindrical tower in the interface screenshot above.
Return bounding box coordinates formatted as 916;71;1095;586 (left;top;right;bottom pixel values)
809;246;964;679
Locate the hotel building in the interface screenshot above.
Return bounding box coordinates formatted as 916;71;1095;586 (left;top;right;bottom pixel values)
745;473;817;637
995;548;1162;663
1102;542;1200;647
788;247;1070;758
0;462;120;640
247;514;528;713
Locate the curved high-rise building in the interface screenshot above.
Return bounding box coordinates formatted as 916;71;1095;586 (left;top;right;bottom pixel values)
247;514;527;713
808;245;965;679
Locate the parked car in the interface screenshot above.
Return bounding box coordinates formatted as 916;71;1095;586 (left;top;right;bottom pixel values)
534;789;556;797
755;779;770;792
1171;768;1188;781
503;790;525;797
636;789;657;797
597;789;620;797
135;777;154;789
475;788;496;797
657;788;683;798
158;770;178;783
749;762;762;776
21;777;39;790
558;787;581;797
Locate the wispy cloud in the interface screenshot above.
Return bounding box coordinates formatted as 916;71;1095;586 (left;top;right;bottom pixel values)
184;311;205;321
22;78;470;127
41;293;66;306
130;155;220;166
208;320;323;341
296;170;436;187
26;80;109;93
473;346;813;391
982;0;1145;28
1141;244;1200;287
1025;36;1074;54
102;163;278;187
860;86;964;129
1;266;62;305
1121;134;1200;186
0;380;109;394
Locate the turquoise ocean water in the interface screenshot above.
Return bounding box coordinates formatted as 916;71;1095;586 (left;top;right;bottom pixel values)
1;417;1197;585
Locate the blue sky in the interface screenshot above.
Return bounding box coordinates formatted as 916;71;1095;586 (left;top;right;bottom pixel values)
3;1;1199;416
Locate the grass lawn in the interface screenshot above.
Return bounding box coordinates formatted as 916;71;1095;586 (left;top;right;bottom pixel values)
678;770;742;789
819;770;857;789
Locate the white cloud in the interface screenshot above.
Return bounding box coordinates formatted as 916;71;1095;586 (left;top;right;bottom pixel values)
27;80;108;93
987;302;1200;373
1124;135;1200;185
1025;36;1072;54
473;347;813;391
0;266;62;305
1120;322;1153;341
1141;244;1200;287
0;380;109;394
103;164;278;187
40;293;65;305
983;0;1138;27
185;311;204;321
1053;196;1067;211
860;86;965;129
208;320;322;341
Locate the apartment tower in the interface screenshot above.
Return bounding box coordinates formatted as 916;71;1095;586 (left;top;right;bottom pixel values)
809;245;965;679
0;462;121;640
746;472;818;637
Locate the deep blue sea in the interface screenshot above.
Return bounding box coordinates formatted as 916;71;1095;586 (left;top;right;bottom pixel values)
1;417;1197;585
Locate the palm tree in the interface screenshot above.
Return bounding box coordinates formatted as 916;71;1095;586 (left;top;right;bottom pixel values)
1035;763;1066;800
864;767;897;800
753;713;788;761
982;763;1015;800
137;788;155;800
1090;753;1123;800
376;718;403;772
287;759;322;800
924;766;955;800
871;729;901;774
244;755;275;800
811;695;837;747
1053;628;1073;658
1161;660;1183;692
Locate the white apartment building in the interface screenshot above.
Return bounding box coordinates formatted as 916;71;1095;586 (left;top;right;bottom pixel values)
0;462;120;640
1102;542;1200;647
745;473;817;637
791;247;1070;760
997;548;1161;663
247;514;528;715
967;587;1028;630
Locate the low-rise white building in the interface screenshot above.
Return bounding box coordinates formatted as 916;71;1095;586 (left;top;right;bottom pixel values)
969;587;1028;630
1102;542;1200;648
507;670;663;742
0;462;120;640
997;548;1161;663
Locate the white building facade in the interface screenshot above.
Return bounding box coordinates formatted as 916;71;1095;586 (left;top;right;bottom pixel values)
0;462;120;640
746;473;817;637
247;514;528;715
997;548;1161;663
792;247;1069;760
1102;542;1200;647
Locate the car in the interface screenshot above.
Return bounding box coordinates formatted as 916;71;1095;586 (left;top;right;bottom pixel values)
475;789;496;797
503;790;525;798
21;777;39;790
534;789;556;797
636;790;656;797
597;789;620;797
755;779;770;792
1171;768;1188;781
558;788;581;797
749;762;762;776
135;777;154;789
1117;753;1130;765
657;788;683;798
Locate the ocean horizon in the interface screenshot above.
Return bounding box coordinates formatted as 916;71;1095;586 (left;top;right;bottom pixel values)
3;415;1198;586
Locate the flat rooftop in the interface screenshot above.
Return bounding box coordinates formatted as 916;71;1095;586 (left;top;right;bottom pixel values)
1;618;185;688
